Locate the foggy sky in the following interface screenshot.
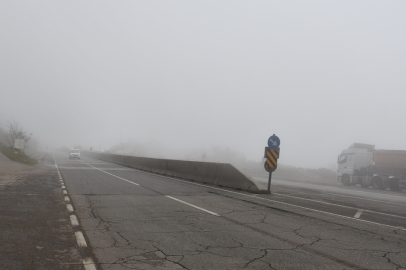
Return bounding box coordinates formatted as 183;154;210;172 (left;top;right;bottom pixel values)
1;1;406;169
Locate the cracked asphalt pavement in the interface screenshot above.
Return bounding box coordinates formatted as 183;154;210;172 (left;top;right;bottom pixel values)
0;153;89;270
55;152;406;269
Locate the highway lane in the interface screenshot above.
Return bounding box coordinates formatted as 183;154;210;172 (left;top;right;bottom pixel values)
54;152;406;270
254;176;406;204
253;177;406;228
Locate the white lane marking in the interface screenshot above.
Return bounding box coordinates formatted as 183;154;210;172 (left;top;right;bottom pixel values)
125;167;406;231
81;157;406;232
272;192;406;220
58;167;133;171
251;195;406;231
273;183;406;205
53;153;58;168
57;161;108;164
83;258;97;270
319;191;406;207
75;231;87;247
64;196;70;202
66;204;74;212
166;196;220;216
354;210;363;219
63;190;68;195
79;161;139;186
70;215;79;226
62;185;66;189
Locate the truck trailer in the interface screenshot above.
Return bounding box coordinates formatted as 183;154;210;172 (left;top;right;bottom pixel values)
337;143;406;191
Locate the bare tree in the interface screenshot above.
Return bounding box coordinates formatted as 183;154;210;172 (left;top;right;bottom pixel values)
0;125;7;145
6;120;32;148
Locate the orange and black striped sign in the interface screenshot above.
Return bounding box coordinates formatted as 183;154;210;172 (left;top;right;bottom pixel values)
264;147;280;172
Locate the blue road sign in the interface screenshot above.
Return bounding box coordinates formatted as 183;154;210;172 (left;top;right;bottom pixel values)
267;134;280;150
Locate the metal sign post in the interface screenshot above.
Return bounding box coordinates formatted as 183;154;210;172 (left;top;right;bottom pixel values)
264;134;280;194
267;172;272;194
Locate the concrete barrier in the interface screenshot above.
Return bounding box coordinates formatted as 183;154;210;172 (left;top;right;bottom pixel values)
82;151;267;193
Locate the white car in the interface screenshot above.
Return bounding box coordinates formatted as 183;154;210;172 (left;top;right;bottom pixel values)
69;149;81;159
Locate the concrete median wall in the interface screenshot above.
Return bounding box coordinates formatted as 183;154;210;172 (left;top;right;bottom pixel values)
82;151;266;193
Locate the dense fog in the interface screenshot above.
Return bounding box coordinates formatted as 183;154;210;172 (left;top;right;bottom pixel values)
1;1;405;169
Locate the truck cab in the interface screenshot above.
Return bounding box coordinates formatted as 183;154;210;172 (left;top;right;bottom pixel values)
337;143;374;186
337;143;406;191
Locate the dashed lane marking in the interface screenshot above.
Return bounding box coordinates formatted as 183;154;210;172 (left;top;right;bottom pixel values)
75;231;87;247
166;196;220;216
63;190;68;195
70;215;79;226
54;154;97;269
80;160;217;216
354;210;363;219
77;156;406;232
124;167;406;232
66;204;74;212
83;258;97;270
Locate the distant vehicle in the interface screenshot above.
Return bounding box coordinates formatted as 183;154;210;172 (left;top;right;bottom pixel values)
69;149;81;159
337;143;406;191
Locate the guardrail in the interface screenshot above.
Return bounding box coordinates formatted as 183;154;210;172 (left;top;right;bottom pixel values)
82;151;266;193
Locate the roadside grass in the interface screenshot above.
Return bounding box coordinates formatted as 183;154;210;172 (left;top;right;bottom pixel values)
0;143;38;165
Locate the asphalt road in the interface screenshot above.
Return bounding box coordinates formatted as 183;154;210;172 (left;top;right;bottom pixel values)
54;152;406;270
0;153;88;270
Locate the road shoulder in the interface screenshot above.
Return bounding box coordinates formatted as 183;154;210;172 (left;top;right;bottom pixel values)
0;160;86;269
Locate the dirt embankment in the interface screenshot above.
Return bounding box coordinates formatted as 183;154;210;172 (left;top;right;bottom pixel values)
0;153;38;186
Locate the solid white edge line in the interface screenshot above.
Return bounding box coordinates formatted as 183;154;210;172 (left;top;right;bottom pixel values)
66;204;74;212
75;231;87;247
79;161;139;186
354;210;363;219
166;195;220;216
70;215;79;226
83;257;97;270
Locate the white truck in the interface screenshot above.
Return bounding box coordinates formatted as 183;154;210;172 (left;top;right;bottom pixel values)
337;143;406;191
